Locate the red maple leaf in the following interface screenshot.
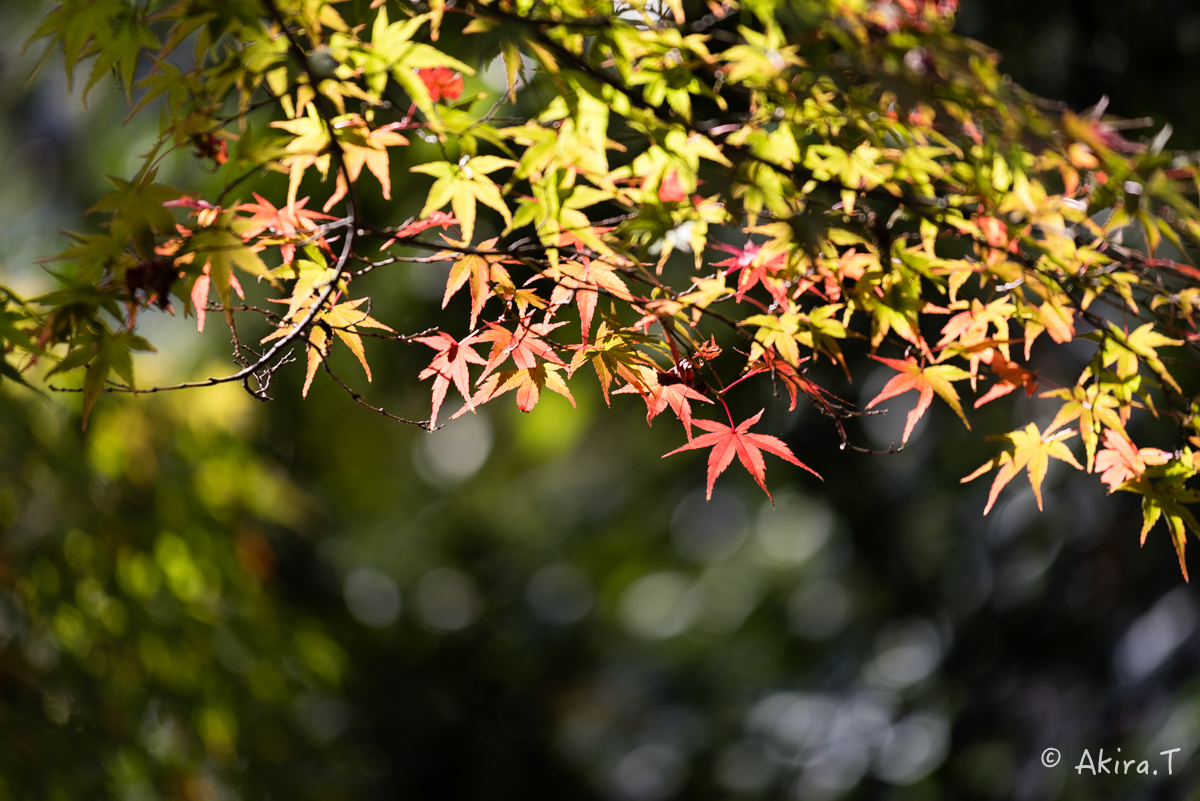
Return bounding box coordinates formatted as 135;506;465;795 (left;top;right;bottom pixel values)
751;349;851;415
190;261;244;333
417;67;464;103
235;194;335;265
663;408;819;502
710;240;788;303
416;331;487;427
657;171;687;202
378;211;459;250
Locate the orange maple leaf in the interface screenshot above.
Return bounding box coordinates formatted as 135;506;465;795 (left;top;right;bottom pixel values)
663;408;819;502
1094;428;1171;490
323;117;410;211
1023;303;1076;359
440;238;517;328
936;298;1015;387
545;256;634;340
866;356;971;443
973;353;1039;409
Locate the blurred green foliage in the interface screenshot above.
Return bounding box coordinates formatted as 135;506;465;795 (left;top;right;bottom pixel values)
0;383;359;799
4;2;1200;801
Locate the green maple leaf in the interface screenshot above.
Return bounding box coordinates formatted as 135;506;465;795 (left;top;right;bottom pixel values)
412;156;517;244
1042;385;1127;471
46;323;155;429
1105;321;1184;393
743;312;803;367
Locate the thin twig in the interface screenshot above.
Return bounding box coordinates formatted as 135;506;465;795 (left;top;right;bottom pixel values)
319;357;431;429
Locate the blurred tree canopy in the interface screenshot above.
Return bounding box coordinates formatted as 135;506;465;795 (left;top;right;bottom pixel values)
4;1;1200;800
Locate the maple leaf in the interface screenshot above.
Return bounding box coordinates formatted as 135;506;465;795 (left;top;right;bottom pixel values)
936;298;1015;387
614;364;711;439
973;353;1039;409
179;212;277;328
548;257;634;340
411;155;517;244
378;211;459;249
1104;321;1184;394
710;240;788;303
657;171;687;202
1041;385;1127;471
938;299;1010;349
1022;302;1075;359
324;116;410;211
568;321;657;404
321;297;395;381
474;314;567;378
456;363;575;415
663;409;819;502
271;107;332;206
750;349;852;416
678;272;731;311
1094;428;1171;490
416;331;487;427
46;323;156;429
742;312;802;367
369;5;474;118
235;194;335;265
417;66;464;103
751;350;806;412
962;423;1084;513
300;324;329;398
866;356;971;444
440;238;516;328
163;196;221;227
269;253;338;322
261;296;392;391
1129;477;1200;582
190;261;244;333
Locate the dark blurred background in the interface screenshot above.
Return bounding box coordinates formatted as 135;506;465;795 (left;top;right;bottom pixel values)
2;1;1200;800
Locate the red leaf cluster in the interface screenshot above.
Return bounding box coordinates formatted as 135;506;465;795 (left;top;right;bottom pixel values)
417;67;464;103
